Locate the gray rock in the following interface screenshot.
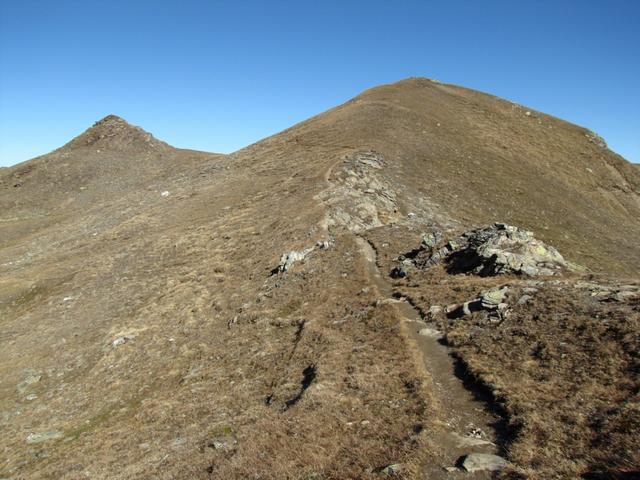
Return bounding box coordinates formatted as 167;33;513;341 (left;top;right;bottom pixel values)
517;294;533;305
17;372;41;393
317;150;400;233
586;130;607;148
26;431;63;444
112;337;126;347
613;290;639;302
207;435;237;451
277;241;328;272
420;230;442;249
378;463;401;475
278;250;309;272
411;223;568;277
460;453;507;472
419;327;442;339
315;239;332;250
447;287;511;320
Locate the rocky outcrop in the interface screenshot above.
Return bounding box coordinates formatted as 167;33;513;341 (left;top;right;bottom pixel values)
277;248;315;273
574;280;640;302
63;114;170;152
316;150;401;233
400;223;569;277
275;239;333;273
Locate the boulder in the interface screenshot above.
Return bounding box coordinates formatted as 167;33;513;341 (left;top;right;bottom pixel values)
460;453;507;472
409;223;568;277
277;248;314;272
450;223;567;276
517;294;533;305
420;230;442;249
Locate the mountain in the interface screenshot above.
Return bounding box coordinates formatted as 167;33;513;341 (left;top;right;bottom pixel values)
1;78;638;479
0;115;220;245
0;115;219;204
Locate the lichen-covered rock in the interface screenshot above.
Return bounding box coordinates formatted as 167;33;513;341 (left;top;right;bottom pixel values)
377;463;402;475
277;248;313;272
420;230;442;249
460;453;507;472
275;238;334;273
411;223;568;277
449;223;567;276
445;286;510;320
481;286;508;308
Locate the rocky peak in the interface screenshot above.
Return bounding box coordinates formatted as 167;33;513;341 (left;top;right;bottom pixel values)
61;114;169;152
91;114;130;129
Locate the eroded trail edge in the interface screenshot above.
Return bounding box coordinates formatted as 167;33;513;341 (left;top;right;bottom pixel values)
355;236;508;477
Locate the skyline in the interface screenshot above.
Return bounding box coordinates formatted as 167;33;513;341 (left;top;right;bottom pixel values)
1;0;639;166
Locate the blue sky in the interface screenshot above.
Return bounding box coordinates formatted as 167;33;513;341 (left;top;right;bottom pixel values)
1;0;638;166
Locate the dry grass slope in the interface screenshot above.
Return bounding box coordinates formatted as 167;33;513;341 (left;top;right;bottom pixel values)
1;78;638;479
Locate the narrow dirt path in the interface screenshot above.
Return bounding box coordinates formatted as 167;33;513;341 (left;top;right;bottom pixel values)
355;236;506;478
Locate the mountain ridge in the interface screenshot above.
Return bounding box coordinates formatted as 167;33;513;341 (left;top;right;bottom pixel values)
1;78;638;479
2;78;639;272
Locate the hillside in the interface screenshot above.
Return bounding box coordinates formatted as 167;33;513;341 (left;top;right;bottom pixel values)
1;78;638;479
0;115;220;246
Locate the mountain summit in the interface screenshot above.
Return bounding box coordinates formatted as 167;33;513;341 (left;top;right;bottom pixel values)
1;79;638;479
62;114;170;152
0;114;217;220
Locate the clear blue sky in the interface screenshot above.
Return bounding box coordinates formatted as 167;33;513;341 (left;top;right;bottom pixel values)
1;0;639;166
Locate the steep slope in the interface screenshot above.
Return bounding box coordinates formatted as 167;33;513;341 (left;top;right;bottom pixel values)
244;77;640;276
1;79;638;480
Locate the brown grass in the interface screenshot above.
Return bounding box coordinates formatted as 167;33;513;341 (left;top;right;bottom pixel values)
372;224;640;479
2;78;639;478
